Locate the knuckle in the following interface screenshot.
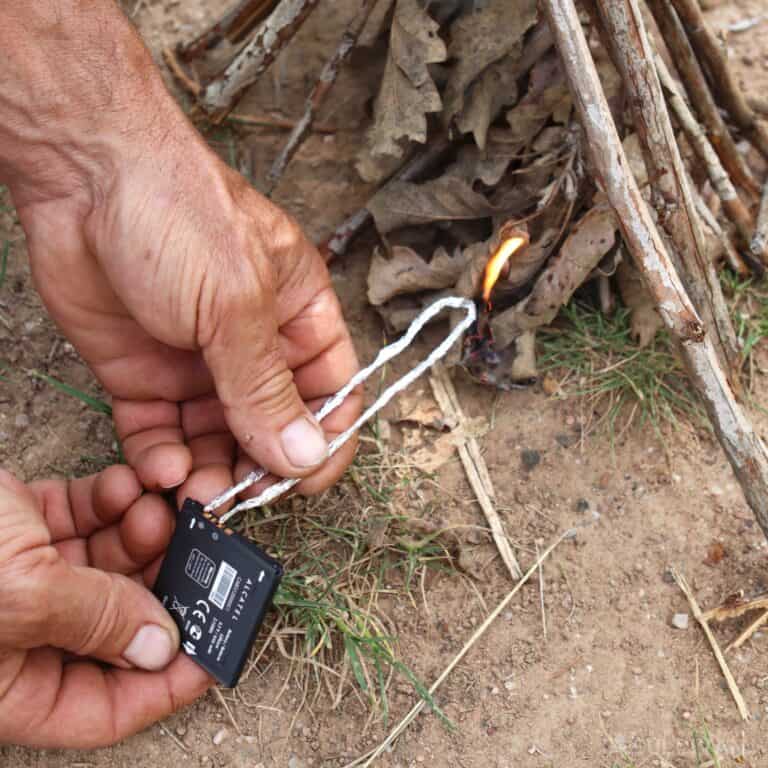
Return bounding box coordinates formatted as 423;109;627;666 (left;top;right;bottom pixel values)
73;573;124;656
234;348;299;420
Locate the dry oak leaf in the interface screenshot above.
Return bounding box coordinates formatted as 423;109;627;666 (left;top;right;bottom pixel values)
362;0;447;161
443;0;538;126
367;176;498;236
367;245;469;306
491;206;619;348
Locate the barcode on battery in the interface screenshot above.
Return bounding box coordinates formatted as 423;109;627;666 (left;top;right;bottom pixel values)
209;561;237;609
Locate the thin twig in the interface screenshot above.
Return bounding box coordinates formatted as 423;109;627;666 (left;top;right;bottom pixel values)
214;688;242;735
198;0;321;120
429;363;522;580
266;0;377;193
655;54;758;259
646;0;759;196
158;722;189;753
751;178;768;264
227;112;335;133
693;192;753;277
727;608;768;652
536;540;547;641
670;0;768;158
672;568;749;720
162;47;201;96
343;530;571;767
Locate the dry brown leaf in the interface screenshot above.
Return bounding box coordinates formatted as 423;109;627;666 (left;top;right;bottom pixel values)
358;0;396;47
616;258;663;348
367;177;497;235
442;0;537;126
491;206;619;348
455;54;520;150
395;387;452;430
367;245;469;306
360;0;447;162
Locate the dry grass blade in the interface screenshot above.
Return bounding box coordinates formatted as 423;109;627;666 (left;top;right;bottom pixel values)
342;529;572;767
672;568;749;721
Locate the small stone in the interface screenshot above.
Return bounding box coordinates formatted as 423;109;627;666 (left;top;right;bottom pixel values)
490;686;500;695
14;413;29;429
555;433;577;449
575;498;590;513
176;724;187;737
288;756;304;768
521;449;541;471
671;612;689;630
682;711;691;720
597;472;611;489
212;727;229;746
631;667;642;676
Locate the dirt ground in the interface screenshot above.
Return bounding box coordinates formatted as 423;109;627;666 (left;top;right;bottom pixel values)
4;0;768;766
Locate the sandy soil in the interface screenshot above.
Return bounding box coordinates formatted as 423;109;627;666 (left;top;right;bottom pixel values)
3;1;768;766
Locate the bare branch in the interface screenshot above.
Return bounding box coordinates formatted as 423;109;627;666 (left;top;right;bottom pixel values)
591;0;740;380
670;0;768;158
198;0;320;120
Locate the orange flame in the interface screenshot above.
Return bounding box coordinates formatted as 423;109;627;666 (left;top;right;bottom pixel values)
482;234;528;303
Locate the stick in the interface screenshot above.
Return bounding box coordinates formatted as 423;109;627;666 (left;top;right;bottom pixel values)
672;569;749;720
670;0;768;159
536;540;547;641
646;0;759;196
727;608;768;651
429;363;522;580
655;54;758;259
266;0;377;194
590;0;741;383
693;191;753;277
541;0;768;540
226;112;335;133
178;0;280;61
342;530;571;767
751;178;768;265
163;47;201;96
198;0;320;120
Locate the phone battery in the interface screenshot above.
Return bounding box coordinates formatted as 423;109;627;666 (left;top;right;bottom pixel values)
153;498;283;687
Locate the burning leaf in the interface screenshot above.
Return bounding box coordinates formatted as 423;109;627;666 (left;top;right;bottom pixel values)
367;177;498;236
491;206;619;349
482;227;529;302
442;0;538;126
360;0;447;162
367;245;469;306
616;258;663;348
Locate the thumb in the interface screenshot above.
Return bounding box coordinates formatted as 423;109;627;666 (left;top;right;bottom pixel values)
35;559;180;671
201;266;329;479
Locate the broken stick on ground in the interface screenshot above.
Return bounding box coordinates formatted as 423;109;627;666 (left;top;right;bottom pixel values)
672;569;749;720
429;363;522;580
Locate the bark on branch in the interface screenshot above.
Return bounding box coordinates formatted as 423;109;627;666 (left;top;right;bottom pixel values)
590;0;740;383
541;0;768;541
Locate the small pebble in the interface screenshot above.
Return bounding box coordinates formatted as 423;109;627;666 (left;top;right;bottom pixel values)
671;612;689;630
521;449;541;471
575;498;590;513
682;711;691;720
288;756;303;768
212;727;229;746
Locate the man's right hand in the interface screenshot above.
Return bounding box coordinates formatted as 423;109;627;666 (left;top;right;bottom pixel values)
0;1;363;508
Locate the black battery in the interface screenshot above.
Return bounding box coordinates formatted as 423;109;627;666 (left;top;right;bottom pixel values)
153;498;283;687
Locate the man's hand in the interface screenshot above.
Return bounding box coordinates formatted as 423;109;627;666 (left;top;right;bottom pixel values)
0;468;212;748
0;2;362;508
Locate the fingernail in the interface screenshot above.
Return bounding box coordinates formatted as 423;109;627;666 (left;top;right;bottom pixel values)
281;417;328;468
123;625;176;671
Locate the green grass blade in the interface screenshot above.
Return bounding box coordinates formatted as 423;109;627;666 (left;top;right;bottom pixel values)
29;370;112;416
